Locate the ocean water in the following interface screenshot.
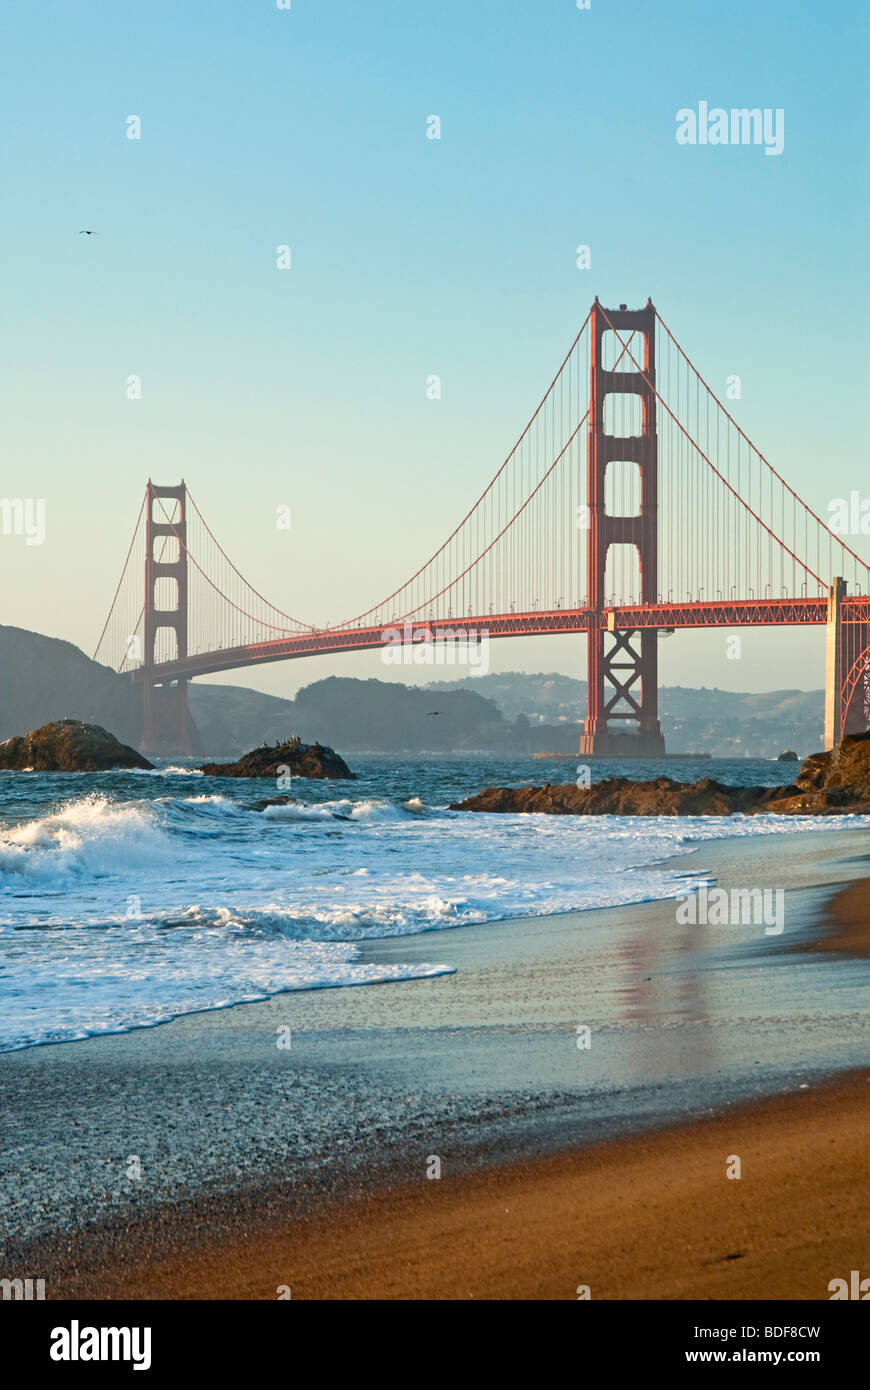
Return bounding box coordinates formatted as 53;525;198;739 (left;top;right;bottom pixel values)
0;754;862;1052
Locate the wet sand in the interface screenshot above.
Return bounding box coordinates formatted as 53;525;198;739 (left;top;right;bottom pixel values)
75;1070;870;1300
1;824;868;1299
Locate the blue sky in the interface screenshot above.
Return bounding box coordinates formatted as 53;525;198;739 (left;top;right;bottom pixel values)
0;0;867;696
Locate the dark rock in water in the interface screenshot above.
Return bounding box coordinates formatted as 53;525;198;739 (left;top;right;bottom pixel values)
777;749;799;761
450;733;870;817
0;719;153;772
199;736;355;780
451;777;790;817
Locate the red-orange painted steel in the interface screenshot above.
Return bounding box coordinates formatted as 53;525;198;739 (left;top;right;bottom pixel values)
581;299;663;754
128;597;845;685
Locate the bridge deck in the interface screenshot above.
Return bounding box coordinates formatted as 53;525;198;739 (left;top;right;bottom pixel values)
121;596;870;684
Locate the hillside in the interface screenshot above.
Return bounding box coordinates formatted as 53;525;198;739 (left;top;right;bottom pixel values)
290;676;506;751
426;672;825;758
187;683;299;756
188;678;506;754
0;626;142;745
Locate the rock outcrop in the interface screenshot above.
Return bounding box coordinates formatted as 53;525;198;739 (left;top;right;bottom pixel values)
794;731;870;798
199;736;355;780
0;720;153;772
450;733;870;817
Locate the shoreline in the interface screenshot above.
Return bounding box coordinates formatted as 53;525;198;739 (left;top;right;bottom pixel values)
2;823;868;1299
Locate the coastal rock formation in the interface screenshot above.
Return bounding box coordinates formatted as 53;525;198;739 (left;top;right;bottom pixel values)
451;777;791;817
199;736;356;780
777;749;799;761
450;733;870;817
795;731;870;798
0;719;153;772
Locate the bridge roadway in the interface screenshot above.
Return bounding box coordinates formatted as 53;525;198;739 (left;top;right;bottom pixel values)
122;595;870;685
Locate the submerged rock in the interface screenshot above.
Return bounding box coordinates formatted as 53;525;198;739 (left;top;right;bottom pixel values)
0;719;153;772
199;736;355;780
450;733;870;817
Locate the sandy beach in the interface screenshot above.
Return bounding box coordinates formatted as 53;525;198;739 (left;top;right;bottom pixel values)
2;823;868;1299
65;1071;870;1301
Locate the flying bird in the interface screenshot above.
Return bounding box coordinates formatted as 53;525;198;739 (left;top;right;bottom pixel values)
427;711;440;716
79;229;99;236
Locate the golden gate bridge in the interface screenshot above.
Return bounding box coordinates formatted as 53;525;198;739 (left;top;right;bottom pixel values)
93;299;870;756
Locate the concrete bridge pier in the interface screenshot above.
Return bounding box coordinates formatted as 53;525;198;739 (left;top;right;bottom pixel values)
141;678;200;757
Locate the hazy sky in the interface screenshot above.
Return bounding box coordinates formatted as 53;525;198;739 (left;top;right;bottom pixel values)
0;0;866;698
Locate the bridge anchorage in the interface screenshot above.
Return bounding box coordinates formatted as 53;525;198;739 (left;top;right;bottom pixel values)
93;299;870;758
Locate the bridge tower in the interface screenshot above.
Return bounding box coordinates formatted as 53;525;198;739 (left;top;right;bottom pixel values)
824;578;870;748
141;480;199;756
580;298;666;757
